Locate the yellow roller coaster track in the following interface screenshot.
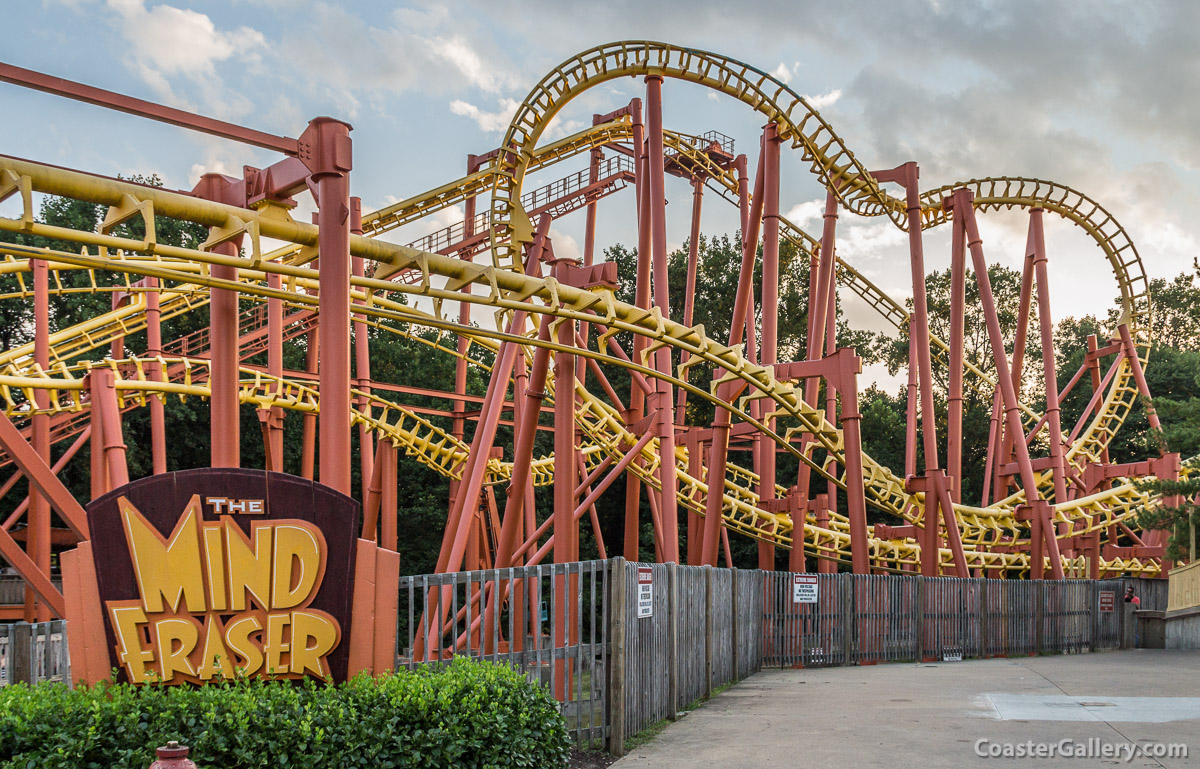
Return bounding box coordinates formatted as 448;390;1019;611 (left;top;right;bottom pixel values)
0;42;1167;577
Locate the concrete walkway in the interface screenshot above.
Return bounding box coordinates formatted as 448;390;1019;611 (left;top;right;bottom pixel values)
614;651;1200;768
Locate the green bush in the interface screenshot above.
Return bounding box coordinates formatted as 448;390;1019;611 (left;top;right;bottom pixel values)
0;657;570;769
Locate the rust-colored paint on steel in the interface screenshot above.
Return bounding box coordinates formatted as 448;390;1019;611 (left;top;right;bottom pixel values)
0;62;299;154
0;42;1183;646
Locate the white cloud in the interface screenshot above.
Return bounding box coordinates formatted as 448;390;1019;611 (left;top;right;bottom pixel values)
770;62;793;83
275;3;519;116
805;89;842;110
543;114;584;141
383;205;466;248
785;199;824;229
430;36;508;93
106;0;264;118
549;228;582;262
450;98;520;134
184;135;259;188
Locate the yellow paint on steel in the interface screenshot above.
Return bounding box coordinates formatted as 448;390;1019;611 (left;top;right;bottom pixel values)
0;44;1168;575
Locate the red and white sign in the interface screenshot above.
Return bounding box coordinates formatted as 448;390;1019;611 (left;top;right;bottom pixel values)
793;574;819;604
637;567;654;618
1099;591;1115;613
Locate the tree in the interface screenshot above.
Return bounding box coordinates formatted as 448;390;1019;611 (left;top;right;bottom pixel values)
1112;265;1200;353
867;264;1039;504
1136;476;1200;563
1132;347;1200;563
591;233;880;565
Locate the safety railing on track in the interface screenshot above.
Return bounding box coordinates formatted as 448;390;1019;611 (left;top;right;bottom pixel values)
404;156;635;256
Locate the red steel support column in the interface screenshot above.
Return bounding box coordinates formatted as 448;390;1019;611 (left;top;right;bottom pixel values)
947;202;967;503
552;266;579;699
576;148;604;388
956;190;1064;579
904;325;918;479
999;248;1036;497
584;147;601;266
92;368;129;490
701;152;765;566
418;309;526;659
838;351;872;574
380;440;398;552
306;117;354;496
146;277;167;474
450;155;485;513
301;318;318;479
350;197;370;498
892;163;940;470
495;316;554;569
28;256;50;621
1029;209;1068;503
676;175;704;417
439;216;551;577
645;75;679;562
436;340;518;571
981;391;1002;506
89;376;106;501
553;307;579;565
1085;335;1111;465
759;124;783;570
192;172;248;469
798;188;839;502
878;163;967;577
624;97;647;562
266;271;285;472
1118;323;1163;440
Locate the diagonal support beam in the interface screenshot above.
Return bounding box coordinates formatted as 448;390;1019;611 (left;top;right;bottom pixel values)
0;525;65;617
0;411;89;539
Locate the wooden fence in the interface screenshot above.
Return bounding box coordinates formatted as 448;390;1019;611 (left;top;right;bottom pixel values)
0;561;1154;759
0;621;70;687
607;562;1133;756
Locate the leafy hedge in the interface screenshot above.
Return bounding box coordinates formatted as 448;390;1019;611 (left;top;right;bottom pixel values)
0;657;570;769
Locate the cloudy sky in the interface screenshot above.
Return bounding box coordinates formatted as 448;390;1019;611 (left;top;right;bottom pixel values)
3;1;1197;388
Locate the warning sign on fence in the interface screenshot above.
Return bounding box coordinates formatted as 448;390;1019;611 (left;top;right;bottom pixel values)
1099;590;1115;613
637;567;654;618
792;574;819;604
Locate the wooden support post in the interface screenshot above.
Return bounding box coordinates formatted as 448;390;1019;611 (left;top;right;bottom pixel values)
12;622;32;685
730;568;740;679
607;557;627;756
979;579;990;658
704;564;714;700
666;561;679;719
841;573;854;666
1034;582;1045;655
914;575;925;661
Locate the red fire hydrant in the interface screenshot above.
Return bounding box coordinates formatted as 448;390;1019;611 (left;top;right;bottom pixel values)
148;741;197;769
